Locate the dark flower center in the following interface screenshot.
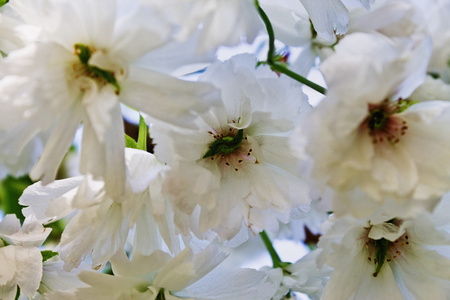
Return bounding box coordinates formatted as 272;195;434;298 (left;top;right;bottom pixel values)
361;99;414;145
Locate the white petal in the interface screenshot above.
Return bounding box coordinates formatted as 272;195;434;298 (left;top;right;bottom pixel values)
29;102;83;184
368;223;405;241
178;266;275;300
14;246;43;297
125;149;165;194
153;248;196;292
299;0;349;40
19;177;82;224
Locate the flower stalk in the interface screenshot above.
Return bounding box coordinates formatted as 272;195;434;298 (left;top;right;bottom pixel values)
260;230;290;270
254;0;327;95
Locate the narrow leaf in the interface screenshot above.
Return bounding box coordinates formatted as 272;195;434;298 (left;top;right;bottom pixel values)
137;115;148;151
125;133;138;149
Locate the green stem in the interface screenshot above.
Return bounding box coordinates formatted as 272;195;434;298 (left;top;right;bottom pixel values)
271;63;327;95
254;0;275;63
254;0;327;95
259;230;283;268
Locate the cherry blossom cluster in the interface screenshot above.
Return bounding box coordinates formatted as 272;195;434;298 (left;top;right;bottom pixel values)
0;0;450;299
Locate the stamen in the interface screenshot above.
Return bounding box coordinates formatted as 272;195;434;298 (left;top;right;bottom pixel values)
361;98;414;146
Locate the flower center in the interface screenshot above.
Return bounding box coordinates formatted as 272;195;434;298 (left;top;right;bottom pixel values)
71;43;121;95
365;220;410;277
367;109;388;130
361;98;413;145
203;129;244;158
203;127;257;172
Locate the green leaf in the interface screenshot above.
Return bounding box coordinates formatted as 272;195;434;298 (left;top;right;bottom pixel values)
41;250;58;262
0;0;9;8
0;175;33;223
137;115;148;151
125;134;138;149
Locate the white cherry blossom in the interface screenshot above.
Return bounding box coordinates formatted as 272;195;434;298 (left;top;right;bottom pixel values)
261;250;330;300
318;210;450;299
150;54;311;241
0;215;51;300
175;0;263;52
292;33;450;217
20;148;180;270
299;0;375;41
47;245;275;300
0;0;214;197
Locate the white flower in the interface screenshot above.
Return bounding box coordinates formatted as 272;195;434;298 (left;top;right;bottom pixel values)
408;0;450;81
47;245;275;300
175;0;263;52
298;0;375;41
20;148;180;270
292;33;450;217
261;250;330;300
38;257;89;297
0;0;214;197
0;4;40;53
347;0;426;38
277;199;329;243
0;215;52;300
410;75;450;102
150;54;311;241
317;210;450;299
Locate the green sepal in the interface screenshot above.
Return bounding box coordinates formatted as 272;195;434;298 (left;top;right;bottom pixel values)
0;238;9;247
278;261;292;269
41;250;59;262
14;286;20;300
428;72;440;79
125;134;138;149
373;238;389;277
156;289;166;300
279;261;293;276
203;129;244;158
310;19;317;40
396;99;417;114
0;0;9;8
137;115;148;152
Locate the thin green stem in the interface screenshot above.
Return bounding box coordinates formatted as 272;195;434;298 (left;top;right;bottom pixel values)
254;0;327;95
254;0;275;63
259;230;283;268
271;63;327;95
